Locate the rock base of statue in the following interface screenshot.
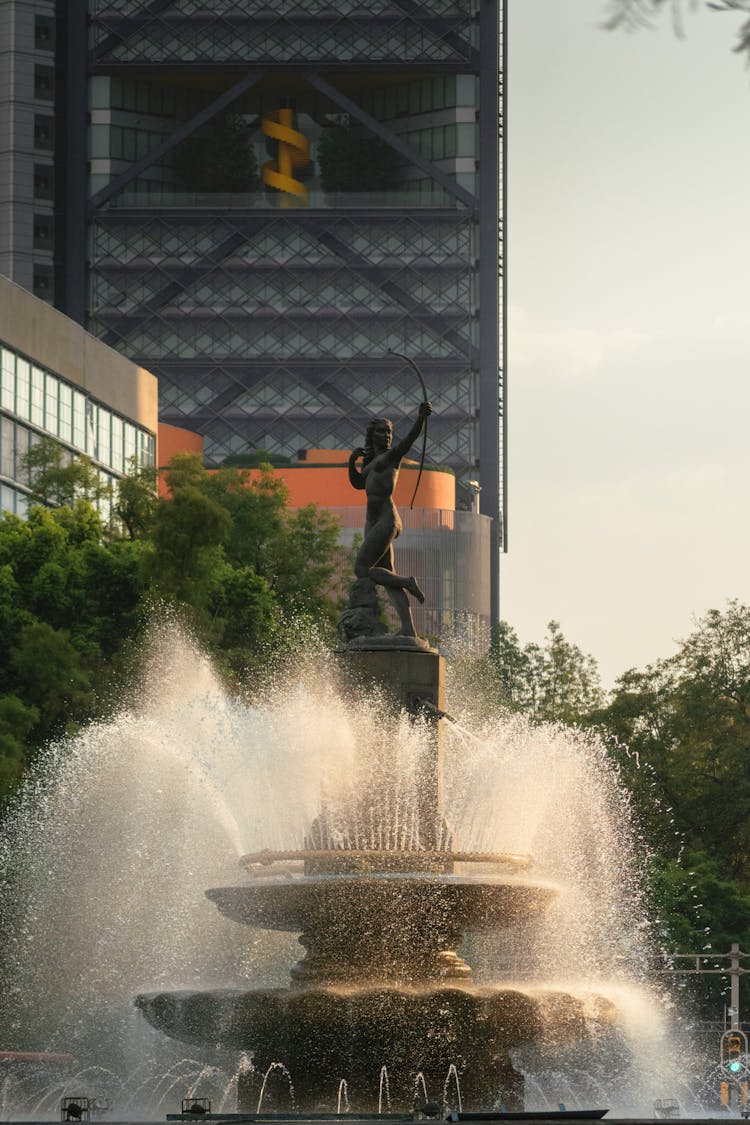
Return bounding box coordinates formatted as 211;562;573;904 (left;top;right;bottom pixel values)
336;577;389;643
337;577;435;651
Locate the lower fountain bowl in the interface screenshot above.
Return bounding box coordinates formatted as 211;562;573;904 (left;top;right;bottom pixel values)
135;983;618;1113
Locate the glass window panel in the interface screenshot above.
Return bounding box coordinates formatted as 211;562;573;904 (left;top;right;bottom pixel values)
72;390;86;448
86;400;97;455
16;491;28;518
33;264;54;301
445;125;457;158
1;349;15;411
34;15;55;51
34;65;54;101
111;415;123;472
89;77;110;110
30;367;44;426
15;426;30;485
98;410;111;466
33;214;54;251
140;431;155;467
456;123;475;158
33;114;55;151
89;125;110;160
15;359;30;421
45;373;59;434
58;382;72;442
123;422;136;467
1;416;13;478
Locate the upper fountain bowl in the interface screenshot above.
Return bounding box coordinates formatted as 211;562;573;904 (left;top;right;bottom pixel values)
206;854;559;987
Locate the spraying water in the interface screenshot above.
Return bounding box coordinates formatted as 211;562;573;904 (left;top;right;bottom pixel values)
0;623;699;1115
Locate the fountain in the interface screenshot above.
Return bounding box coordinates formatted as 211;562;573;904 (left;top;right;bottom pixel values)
132;401;626;1113
135;637;622;1113
0;400;695;1116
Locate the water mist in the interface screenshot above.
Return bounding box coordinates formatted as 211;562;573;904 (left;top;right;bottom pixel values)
0;624;694;1116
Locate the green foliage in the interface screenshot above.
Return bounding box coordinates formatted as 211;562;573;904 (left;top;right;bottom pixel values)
173;113;259;193
589;601;750;990
317;125;400;193
594;601;750;882
115;462;158;539
0;451;342;803
602;1;750;67
222;450;292;468
23;438;113;511
484;619;604;723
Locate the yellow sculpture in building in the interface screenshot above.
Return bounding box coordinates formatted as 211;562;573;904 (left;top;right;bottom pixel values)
261;107;309;200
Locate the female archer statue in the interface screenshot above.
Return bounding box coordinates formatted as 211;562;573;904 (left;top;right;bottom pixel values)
347;401;432;638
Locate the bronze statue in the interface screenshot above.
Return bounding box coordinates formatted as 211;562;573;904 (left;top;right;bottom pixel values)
347;402;432;638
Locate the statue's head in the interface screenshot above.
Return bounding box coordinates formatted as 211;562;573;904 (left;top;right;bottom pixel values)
364;418;393;461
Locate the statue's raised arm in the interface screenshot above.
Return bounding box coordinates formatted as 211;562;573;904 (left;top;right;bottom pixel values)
387;401;431;466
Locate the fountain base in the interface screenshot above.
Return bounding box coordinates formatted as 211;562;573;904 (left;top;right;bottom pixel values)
136;983;618;1113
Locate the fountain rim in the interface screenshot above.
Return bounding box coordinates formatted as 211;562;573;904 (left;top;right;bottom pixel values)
239;848;533;872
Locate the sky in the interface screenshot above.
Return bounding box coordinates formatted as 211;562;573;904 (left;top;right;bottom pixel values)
502;0;750;685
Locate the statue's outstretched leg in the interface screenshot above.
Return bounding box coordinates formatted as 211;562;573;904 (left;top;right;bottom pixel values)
369;566;425;604
355;538;424;637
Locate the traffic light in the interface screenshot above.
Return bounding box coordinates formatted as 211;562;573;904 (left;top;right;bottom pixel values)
722;1031;748;1077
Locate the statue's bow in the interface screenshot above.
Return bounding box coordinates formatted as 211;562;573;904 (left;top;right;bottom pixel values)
389;349;428;509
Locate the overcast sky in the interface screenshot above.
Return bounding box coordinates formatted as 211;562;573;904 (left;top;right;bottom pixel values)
502;0;750;684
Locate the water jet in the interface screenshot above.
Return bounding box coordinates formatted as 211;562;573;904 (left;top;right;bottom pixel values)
0;403;691;1115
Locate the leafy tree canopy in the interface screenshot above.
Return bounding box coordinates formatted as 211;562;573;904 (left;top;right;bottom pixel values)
602;0;750;61
0;451;342;803
483;619;604;723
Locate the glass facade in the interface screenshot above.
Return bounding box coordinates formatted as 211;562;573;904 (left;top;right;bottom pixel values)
62;0;504;621
83;0;501;503
0;341;156;516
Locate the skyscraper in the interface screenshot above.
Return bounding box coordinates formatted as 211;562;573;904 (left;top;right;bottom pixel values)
1;0;506;616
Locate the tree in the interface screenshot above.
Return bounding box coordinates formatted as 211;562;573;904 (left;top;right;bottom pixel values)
602;0;750;62
317;125;400;193
173;113;259;193
0;451;343;803
114;462;158;539
159;453;341;625
594;601;750;883
23;438;112;511
484;619;604;723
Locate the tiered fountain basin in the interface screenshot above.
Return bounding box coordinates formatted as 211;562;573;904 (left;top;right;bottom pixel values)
137;850;619;1110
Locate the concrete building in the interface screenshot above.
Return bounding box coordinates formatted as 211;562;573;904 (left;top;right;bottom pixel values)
0;0;506;621
0;274;157;515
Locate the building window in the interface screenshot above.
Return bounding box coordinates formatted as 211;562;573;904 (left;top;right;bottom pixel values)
30;367;45;427
58;382;72;442
15;359;30;422
111;414;123;472
34;65;54;101
72;391;86;449
33;115;55;151
34;165;54;200
34;15;55;51
1;349;15;411
33;264;54;302
0;415;13;478
33;215;54;250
